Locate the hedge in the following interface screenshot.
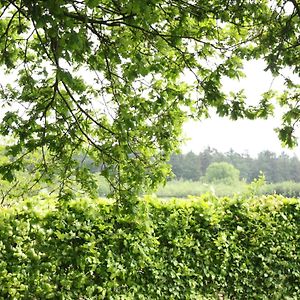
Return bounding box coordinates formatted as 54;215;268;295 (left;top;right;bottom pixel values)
0;195;300;299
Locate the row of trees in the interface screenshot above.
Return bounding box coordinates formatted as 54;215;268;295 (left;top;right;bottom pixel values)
169;148;300;183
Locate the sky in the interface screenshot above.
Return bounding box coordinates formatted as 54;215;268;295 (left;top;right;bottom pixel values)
181;117;298;157
181;60;300;158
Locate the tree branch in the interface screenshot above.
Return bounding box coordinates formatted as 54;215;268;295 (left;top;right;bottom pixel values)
61;80;116;135
289;0;300;18
57;88;119;164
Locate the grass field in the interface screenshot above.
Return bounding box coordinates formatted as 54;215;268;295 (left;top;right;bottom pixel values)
154;179;300;198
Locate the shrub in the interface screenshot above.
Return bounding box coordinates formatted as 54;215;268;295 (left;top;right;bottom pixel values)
1;195;300;299
204;162;240;184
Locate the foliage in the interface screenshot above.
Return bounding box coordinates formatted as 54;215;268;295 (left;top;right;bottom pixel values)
169;148;300;183
156;179;247;198
169;151;202;181
0;145;108;206
0;145;53;205
243;172;266;198
96;174;111;197
259;181;300;198
0;1;299;203
204;162;240;184
1;194;300;299
157;178;300;199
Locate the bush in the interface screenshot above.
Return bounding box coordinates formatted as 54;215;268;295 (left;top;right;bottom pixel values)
1;195;300;299
204;162;240;184
95;174;111;197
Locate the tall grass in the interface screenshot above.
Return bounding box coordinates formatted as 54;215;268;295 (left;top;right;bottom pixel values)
156;179;300;198
259;181;300;198
156;180;247;198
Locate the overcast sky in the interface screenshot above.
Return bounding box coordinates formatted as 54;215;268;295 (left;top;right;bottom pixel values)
181;60;300;158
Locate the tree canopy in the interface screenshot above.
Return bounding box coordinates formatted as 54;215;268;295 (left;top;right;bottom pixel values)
0;0;299;204
204;161;240;184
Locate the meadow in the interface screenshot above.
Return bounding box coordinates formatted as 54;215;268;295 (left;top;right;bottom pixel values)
155;179;300;199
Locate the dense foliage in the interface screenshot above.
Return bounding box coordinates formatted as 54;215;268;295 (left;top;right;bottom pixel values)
1;195;300;299
0;1;299;203
169;148;300;182
204;162;240;184
0;145;111;205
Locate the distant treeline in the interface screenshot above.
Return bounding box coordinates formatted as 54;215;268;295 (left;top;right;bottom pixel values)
169;148;300;183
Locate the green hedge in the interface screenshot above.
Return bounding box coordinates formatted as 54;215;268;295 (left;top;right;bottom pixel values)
1;195;300;299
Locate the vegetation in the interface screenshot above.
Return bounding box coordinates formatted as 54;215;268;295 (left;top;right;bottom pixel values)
156;179;247;198
203;162;240;184
169;148;300;183
0;2;300;298
259;181;300;198
1;1;300;205
1;194;300;299
157;177;300;199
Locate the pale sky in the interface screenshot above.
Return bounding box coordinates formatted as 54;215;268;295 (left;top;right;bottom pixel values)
181;117;300;157
181;60;300;158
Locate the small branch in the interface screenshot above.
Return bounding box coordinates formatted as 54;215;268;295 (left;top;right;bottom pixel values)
0;3;11;19
57;88;119;164
64;11;126;26
0;180;19;206
289;0;300;18
61;80;116;135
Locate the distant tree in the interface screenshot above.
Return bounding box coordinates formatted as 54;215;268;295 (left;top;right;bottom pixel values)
204;162;240;184
168;153;185;179
182;151;202;181
225;149;255;182
168;148;300;184
169;152;201;181
289;156;300;182
276;152;293;182
256;151;279;183
198;148;225;175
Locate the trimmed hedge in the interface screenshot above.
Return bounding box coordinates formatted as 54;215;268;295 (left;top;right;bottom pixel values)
1;195;300;299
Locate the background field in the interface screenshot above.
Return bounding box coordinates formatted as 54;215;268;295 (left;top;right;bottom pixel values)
155;179;300;198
